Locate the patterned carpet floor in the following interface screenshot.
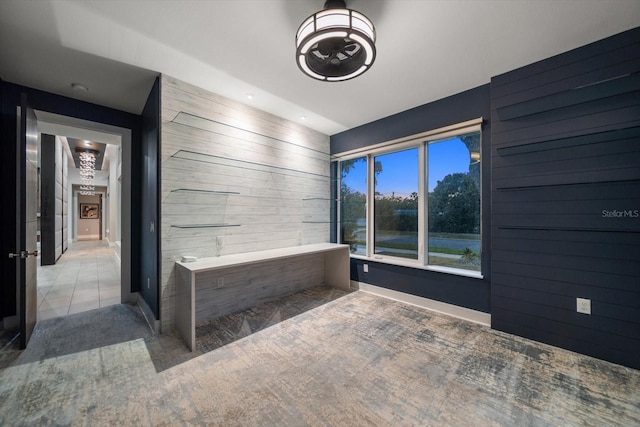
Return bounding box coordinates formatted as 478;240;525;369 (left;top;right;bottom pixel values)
196;285;350;353
1;286;639;426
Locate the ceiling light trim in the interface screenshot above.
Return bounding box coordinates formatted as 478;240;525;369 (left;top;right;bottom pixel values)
70;82;89;92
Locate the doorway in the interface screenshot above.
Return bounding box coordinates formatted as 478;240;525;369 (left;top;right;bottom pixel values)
33;111;134;320
37;132;124;319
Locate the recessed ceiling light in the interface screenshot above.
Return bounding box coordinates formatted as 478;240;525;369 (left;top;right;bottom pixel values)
83;140;91;147
71;83;89;92
300;115;307;121
245;93;254;100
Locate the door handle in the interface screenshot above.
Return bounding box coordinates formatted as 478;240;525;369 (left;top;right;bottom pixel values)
8;250;38;259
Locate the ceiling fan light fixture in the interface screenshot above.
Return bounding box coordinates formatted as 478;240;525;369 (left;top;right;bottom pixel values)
295;0;376;82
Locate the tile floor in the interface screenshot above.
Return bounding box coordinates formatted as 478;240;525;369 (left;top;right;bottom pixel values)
37;240;121;321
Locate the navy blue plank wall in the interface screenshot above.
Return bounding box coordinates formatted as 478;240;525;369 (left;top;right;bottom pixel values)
490;27;640;369
331;85;491;313
140;77;161;318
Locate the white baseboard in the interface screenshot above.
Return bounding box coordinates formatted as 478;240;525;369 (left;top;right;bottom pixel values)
352;281;491;327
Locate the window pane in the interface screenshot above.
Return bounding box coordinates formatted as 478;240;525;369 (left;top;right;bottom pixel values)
374;148;418;259
340;157;367;255
427;131;481;272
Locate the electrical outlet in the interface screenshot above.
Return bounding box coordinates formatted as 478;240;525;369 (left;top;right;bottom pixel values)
363;263;369;273
216;237;224;256
217;277;224;288
147;277;150;289
577;298;591;315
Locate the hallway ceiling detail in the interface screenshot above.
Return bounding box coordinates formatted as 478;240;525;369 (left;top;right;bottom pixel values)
67;138;106;171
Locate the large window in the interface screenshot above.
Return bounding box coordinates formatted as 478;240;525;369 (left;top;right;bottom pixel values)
340;156;367;255
336;123;482;276
427;132;481;272
374;148;418;259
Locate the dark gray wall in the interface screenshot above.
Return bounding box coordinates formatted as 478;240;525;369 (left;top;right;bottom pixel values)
331;85;492;313
40;133;57;265
140;77;160;318
40;133;66;264
0;77;14;318
490;27;640;369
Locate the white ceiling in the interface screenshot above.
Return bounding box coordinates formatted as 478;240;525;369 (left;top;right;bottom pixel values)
1;0;639;136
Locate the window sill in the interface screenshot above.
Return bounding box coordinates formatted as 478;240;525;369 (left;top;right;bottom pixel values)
349;254;484;279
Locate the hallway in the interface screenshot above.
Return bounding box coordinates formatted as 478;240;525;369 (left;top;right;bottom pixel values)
37;240;121;320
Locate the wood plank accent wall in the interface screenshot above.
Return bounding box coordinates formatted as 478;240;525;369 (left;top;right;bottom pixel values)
193;253;326;324
160;75;330;332
490;28;640;369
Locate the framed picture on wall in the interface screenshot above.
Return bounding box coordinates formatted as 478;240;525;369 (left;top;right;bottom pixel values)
80;203;99;219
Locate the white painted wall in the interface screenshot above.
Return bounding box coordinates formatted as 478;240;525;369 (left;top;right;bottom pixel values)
61;138;69;253
54;136;63;259
106;144;120;246
77;194;101;240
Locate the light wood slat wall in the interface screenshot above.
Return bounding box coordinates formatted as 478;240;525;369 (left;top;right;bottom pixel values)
193;253;325;323
160;75;331;332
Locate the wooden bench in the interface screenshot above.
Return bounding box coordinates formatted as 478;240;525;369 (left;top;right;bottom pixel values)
175;243;350;351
